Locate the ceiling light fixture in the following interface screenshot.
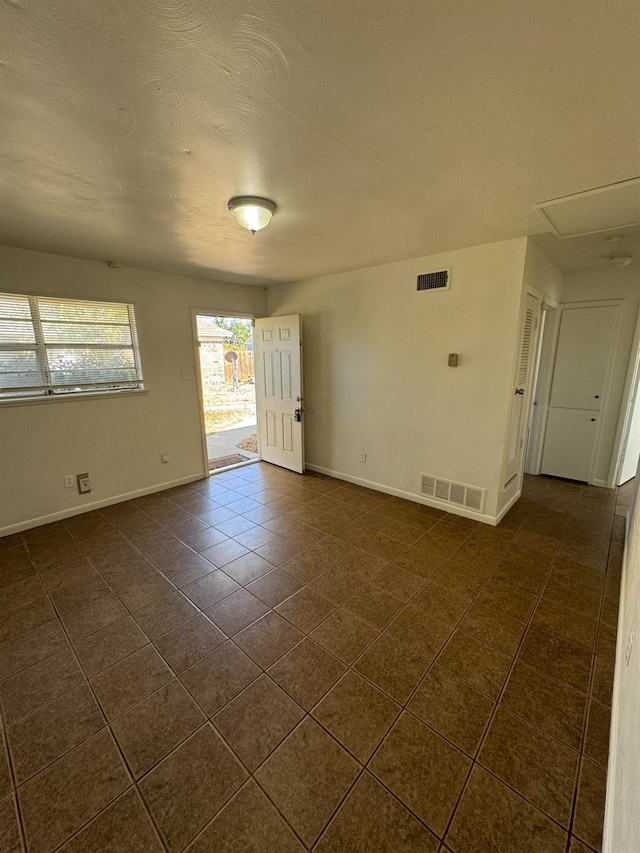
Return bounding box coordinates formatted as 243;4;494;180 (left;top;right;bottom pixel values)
606;254;633;268
228;196;276;234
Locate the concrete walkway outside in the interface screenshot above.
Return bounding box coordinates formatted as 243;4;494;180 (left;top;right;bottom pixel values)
206;420;258;467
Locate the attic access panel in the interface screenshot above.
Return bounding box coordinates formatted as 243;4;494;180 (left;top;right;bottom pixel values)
534;177;640;238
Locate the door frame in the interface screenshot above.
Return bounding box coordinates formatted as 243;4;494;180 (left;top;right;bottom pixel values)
190;308;262;478
525;299;560;474
535;299;624;486
610;306;640;486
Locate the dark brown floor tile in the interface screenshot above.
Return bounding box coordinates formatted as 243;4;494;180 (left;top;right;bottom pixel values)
354;633;429;703
313;670;400;762
592;654;615;706
181;571;240;610
459;601;526;655
0;647;84;725
315;771;439;852
474;576;537;623
574;758;607;851
585;700;611;767
180;641;260;717
139;725;247;852
8;683;104;783
501;661;587;749
221;552;275;584
254;717;359;847
446;765;567;852
117;570;176;613
268;638;346;710
233;525;279;550
132;591;198;640
308;566;366;605
345;583;404;629
430;562;487;598
491;558;547;595
412;582;474;625
275;586;336;632
246;568;305;608
532;597;599;650
213;675;304;771
60;593;126;642
0;794;21;853
0;597;57;646
437;631;511;699
338;549;390;581
154;614;226;674
58;788;163;852
0;739;9;797
370;712;470;837
370;564;426;602
408;664;494;756
205;588;269;636
234;612;303;668
569;836;595;853
519;627;592;692
386;605;452;659
0;618;67;680
91;644;172;720
187;780;305;852
18;728;130;853
479;706;579;826
48;573;111;616
310;607;377;665
74;616;148;677
112;679;205;778
202;539;249;569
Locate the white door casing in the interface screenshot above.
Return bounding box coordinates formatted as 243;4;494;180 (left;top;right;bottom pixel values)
504;291;541;485
254;314;305;474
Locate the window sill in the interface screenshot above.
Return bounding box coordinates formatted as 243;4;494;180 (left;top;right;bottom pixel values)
0;388;150;408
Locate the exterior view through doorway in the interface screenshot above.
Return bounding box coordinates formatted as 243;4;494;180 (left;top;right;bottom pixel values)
195;314;259;472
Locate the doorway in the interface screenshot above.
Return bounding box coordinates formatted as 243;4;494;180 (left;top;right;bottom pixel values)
195;313;259;473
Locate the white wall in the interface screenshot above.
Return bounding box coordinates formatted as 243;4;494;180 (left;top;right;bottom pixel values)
604;477;640;853
524;240;564;303
561;266;640;486
0;247;266;533
267;238;528;521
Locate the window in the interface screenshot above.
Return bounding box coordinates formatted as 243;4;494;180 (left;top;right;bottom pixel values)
0;293;144;400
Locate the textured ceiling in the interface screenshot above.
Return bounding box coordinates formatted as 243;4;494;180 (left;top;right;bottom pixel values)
0;0;639;284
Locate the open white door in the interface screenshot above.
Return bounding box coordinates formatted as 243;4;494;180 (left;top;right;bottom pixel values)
504;292;541;484
254;314;304;474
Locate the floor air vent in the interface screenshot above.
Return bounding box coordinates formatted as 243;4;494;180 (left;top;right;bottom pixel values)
417;268;450;291
420;474;485;513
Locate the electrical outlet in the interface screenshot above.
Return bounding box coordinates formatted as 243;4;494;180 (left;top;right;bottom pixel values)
77;473;91;494
161;451;170;463
360;452;367;463
63;475;74;488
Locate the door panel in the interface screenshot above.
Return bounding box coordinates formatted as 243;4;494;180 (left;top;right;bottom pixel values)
549;306;617;410
504;293;540;484
541;408;599;481
254;315;304;474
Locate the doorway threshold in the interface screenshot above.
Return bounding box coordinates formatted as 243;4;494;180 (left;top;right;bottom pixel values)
208;456;260;476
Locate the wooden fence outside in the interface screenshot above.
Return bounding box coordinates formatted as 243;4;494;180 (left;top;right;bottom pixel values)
224;350;255;383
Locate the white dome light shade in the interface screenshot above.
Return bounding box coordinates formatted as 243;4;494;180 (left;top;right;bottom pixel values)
228;196;276;233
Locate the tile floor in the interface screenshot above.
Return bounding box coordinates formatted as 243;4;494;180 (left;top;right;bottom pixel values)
0;463;627;852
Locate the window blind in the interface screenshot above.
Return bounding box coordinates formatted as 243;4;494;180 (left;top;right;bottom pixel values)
0;293;144;399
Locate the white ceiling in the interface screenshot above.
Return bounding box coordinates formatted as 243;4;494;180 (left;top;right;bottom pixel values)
1;0;639;284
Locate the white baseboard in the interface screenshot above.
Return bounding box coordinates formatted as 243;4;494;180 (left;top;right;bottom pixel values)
0;473;205;537
495;489;522;524
602;510;630;853
306;464;500;525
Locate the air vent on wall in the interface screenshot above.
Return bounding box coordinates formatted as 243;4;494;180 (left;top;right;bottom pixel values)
417;268;450;292
420;473;485;513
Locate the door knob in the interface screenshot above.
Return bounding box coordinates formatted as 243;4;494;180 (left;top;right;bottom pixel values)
515;388;524;396
294;408;303;422
591;418;596;422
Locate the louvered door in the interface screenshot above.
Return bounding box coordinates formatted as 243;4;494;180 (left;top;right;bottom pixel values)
504;293;540;484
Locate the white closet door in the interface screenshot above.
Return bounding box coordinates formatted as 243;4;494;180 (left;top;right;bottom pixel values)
542;408;599;481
